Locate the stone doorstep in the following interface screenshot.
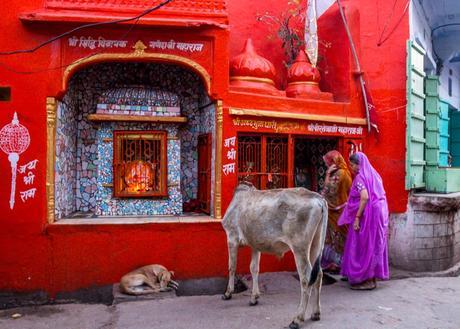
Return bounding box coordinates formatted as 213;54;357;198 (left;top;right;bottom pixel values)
112;277;236;305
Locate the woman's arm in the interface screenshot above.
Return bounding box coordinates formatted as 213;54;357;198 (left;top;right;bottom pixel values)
323;164;337;186
322;165;339;197
353;188;369;231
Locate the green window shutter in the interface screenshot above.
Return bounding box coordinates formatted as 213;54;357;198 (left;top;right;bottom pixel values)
425;78;460;193
406;40;426;189
439;100;450;166
450;108;460;166
425;76;440;167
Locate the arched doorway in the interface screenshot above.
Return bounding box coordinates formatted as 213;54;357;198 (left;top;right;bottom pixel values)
54;62;215;220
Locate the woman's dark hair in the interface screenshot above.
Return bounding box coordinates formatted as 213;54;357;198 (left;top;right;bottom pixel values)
349;153;360;165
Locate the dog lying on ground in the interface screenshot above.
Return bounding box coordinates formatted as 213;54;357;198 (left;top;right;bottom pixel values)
119;264;179;295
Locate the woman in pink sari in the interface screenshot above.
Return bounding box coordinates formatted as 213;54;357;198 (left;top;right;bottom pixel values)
338;152;389;290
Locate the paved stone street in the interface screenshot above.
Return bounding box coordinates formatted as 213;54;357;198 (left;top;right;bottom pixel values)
1;272;459;329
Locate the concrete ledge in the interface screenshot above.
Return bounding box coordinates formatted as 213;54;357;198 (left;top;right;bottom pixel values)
389;200;460;272
410;192;460;211
56;285;113;305
54;215;220;225
0;291;48;310
391;262;460;280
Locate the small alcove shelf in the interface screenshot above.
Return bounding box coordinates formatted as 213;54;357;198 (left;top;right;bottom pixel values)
87;113;188;123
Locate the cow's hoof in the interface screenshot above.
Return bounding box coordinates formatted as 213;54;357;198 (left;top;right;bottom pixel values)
288;321;300;329
311;313;321;321
249;299;258;306
222;294;232;300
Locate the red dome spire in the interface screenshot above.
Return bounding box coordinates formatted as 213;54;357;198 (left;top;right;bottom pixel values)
230;39;282;96
287;50;320;84
230;38;276;81
286;50;333;101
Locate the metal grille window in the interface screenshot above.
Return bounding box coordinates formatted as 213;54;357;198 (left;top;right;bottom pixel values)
266;137;288;189
113;131;167;197
238;136;262;188
238;135;288;189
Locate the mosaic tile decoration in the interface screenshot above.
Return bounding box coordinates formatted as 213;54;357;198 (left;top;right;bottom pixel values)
95;123;182;216
54;62;215;219
199;95;215;217
96;104;181;116
55;102;78;219
96;86;181;117
97;86;180;107
75;116;98;212
180;97;215;202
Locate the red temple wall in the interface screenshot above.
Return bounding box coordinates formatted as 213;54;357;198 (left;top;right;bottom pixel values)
0;0;409;296
337;0;410;213
226;0;409;212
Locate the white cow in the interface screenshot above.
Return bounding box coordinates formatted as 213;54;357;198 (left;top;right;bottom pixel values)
222;183;328;329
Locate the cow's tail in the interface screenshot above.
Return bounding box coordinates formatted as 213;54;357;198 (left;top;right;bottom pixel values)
308;198;328;287
308;257;321;287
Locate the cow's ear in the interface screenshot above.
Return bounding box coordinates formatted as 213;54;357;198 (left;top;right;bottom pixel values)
170;271;175;277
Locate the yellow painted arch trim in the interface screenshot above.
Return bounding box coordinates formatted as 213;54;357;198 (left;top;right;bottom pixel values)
63;52;212;94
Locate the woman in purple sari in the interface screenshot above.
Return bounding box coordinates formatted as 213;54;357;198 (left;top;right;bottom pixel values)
338;152;389;290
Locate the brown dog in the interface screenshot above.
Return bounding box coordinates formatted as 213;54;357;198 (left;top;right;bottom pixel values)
119;264;179;295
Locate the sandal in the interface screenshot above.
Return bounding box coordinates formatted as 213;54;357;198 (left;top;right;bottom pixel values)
350;280;376;290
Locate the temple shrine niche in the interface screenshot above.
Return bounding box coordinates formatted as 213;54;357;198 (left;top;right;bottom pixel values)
54;62;215;219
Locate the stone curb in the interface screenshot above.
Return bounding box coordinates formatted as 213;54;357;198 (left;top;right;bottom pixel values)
390;262;460;280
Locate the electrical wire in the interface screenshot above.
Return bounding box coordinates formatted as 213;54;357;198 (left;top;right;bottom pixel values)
0;52;101;75
377;0;410;47
432;23;460;34
0;0;173;56
198;101;214;110
376;0;399;46
336;0;371;132
0;1;169;74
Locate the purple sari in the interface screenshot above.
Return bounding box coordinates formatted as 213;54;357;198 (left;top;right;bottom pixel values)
338;152;389;284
